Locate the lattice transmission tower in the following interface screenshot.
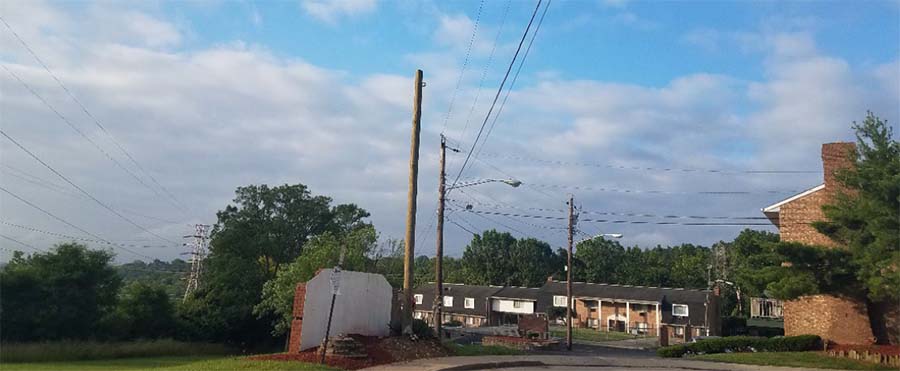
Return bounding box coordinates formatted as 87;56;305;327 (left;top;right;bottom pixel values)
183;224;210;302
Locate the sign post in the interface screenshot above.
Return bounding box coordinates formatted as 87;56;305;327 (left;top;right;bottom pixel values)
320;248;346;364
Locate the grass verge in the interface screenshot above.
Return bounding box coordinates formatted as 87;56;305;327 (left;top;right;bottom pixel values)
0;355;340;371
549;326;640;342
0;340;232;363
691;351;895;370
445;343;524;356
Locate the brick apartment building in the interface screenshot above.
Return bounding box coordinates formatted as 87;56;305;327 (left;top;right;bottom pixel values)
761;142;878;345
413;279;718;344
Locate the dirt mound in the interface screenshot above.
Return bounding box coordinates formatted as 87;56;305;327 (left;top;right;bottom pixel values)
250;335;450;370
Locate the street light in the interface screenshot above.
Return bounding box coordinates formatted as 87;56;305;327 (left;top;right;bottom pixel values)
434;137;520;338
567;230;623;350
447;178;521;190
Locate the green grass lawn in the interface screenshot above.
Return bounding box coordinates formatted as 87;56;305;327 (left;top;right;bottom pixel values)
549;326;640;342
1;356;339;371
445;343;523;356
691;352;894;370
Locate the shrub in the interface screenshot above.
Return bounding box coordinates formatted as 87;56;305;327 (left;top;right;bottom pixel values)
657;335;822;358
657;344;688;358
412;319;434;339
443;320;463;327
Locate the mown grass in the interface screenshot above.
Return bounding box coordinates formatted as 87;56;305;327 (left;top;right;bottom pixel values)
0;356;339;371
549;326;638;342
445;343;524;356
0;340;232;363
691;351;895;370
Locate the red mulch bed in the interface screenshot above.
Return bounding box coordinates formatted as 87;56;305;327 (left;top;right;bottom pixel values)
829;344;900;356
249;334;450;370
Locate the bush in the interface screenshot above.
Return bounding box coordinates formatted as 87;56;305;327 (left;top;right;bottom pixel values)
443;320;463;327
412;319;434;339
657;335;822;358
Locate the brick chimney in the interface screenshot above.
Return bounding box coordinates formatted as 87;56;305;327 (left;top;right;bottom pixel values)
821;142;856;191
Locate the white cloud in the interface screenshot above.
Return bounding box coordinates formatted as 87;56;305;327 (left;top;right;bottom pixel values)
0;2;895;262
301;0;377;24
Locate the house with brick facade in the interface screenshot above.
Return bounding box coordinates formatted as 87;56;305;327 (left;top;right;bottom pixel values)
412;280;718;343
761;142;877;345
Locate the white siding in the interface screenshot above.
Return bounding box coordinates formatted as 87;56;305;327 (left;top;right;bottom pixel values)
299;269;392;351
491;299;534;314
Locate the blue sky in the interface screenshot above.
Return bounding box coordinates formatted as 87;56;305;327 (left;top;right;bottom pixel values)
148;0;900;85
0;0;898;262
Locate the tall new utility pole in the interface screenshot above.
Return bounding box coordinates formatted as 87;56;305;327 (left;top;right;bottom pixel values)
183;224;209;302
434;135;447;338
402;69;424;335
566;195;574;351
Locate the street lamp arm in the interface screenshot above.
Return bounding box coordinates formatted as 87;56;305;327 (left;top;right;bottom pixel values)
447;178;521;190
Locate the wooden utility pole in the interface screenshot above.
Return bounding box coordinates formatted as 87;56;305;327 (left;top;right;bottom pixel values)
566;195;574;351
434;135;446;338
402;69;423;335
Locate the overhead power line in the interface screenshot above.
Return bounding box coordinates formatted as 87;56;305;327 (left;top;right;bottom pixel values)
440;0;485;135
0;17;192;216
1;129;177;245
0;220;180;250
452;207;776;227
526;183;800;195
446;197;771;220
476;151;821;175
0;185;110;243
472;0;551;162
449;0;544;192
1;165;184;225
0;233;44;252
447;216;478;236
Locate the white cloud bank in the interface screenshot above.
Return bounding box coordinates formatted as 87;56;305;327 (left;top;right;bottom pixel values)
0;2;896;263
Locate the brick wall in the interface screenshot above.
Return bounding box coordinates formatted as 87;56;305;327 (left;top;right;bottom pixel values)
575;299;658;334
779;189;836;247
784;294;875;345
287;282;307;353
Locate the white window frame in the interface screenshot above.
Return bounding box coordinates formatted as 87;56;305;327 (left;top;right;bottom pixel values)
513;300;523;309
553;295;568;307
672;304;689;317
675;326;684;336
414;294;423;305
464;297;475;309
443;296;454;308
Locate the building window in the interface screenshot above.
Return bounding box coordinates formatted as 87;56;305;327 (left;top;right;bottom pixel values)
464;297;475;309
414;312;423;319
443;296;453;308
553;295;567;307
672;304;689;317
675;326;684;336
466;317;475;325
414;294;423;305
513;300;523;309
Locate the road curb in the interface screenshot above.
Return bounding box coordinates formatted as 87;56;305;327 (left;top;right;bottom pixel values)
436;360;546;371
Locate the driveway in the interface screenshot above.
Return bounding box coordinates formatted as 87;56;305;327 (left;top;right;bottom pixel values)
362;354;829;371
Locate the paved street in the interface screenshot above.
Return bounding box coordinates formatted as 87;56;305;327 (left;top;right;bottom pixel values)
362;353;831;371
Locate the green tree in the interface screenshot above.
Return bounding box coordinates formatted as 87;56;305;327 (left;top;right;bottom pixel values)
668;244;711;289
254;226;377;336
115;281;178;339
573;237;625;284
508;238;561;287
813;113;900;302
181;183;370;344
0;243;121;341
461;230;517;285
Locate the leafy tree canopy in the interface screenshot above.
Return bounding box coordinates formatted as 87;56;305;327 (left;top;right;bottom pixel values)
813;112;900;302
0;243;121;341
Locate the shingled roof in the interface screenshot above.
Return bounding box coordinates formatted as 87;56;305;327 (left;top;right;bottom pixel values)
412;283;501;317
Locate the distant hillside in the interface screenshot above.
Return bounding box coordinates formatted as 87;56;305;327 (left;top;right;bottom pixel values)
117;259;190;299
